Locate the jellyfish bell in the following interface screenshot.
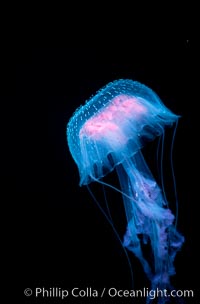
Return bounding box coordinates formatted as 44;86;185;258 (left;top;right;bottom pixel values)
67;80;179;186
67;79;184;304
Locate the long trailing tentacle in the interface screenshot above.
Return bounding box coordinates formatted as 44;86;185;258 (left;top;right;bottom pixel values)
86;184;134;289
170;120;179;227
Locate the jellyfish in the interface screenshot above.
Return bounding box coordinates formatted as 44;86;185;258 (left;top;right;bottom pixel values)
66;79;184;304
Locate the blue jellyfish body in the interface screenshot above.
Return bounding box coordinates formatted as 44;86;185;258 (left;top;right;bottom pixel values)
67;79;184;304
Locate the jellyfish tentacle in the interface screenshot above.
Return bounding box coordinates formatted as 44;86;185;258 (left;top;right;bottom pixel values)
86;184;135;289
102;184;113;223
170;120;179;227
156;134;162;185
116;163;153;281
160;131;168;207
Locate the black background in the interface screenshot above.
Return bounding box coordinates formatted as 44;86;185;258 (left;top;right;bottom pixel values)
2;41;198;303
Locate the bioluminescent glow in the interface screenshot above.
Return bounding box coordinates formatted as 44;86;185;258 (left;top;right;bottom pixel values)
67;79;184;304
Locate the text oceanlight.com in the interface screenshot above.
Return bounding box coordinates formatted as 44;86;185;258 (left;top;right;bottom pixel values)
24;286;194;300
